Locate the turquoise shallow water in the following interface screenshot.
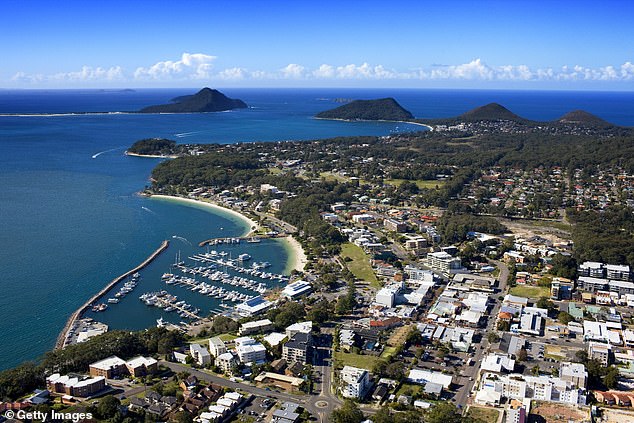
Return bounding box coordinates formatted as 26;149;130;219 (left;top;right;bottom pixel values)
1;88;633;370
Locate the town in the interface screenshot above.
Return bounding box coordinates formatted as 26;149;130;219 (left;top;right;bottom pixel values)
2;118;634;423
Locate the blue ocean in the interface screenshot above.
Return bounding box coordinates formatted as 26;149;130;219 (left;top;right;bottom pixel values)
0;88;633;370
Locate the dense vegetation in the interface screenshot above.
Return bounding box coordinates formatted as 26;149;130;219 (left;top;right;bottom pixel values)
140;87;247;113
0;328;184;400
568;206;634;268
315;98;414;121
127;138;177;155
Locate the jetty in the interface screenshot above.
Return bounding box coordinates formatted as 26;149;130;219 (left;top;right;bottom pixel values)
198;234;283;247
55;240;170;349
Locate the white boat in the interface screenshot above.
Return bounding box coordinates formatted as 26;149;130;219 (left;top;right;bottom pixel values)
107;298;119;304
156;317;166;327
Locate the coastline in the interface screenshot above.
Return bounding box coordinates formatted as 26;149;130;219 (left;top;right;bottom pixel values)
149;194;259;237
125;151;179;159
283;235;308;273
313;116;433;131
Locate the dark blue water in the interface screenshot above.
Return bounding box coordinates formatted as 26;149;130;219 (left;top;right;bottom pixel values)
1;88;633;371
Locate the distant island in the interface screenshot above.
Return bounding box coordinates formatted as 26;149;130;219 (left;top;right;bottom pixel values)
139;87;247;113
315;97;414;121
418;102;617;129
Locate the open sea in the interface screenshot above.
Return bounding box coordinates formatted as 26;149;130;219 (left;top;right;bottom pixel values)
1;88;633;370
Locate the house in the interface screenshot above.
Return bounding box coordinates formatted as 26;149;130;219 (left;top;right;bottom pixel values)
89;356;127;378
407;369;453;389
190;343;212;366
340;366;371;399
282;332;312;365
209;337;226;358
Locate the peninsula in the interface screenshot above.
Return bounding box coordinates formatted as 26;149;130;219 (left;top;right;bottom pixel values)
315;97;414;121
139;87;248;113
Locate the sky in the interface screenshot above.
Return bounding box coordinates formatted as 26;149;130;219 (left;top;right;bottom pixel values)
2;0;634;90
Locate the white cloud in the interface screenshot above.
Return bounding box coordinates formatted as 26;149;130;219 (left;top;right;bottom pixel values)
134;52;216;80
216;67;247;80
53;66;124;81
280;63;306;79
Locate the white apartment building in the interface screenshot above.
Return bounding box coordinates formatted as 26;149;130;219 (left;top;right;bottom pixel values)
234;337;266;364
340;366;371;399
209;337;227;358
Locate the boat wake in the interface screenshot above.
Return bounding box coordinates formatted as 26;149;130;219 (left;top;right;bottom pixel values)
92;146;126;159
174;131;203;138
141;206;157;215
172;235;192;245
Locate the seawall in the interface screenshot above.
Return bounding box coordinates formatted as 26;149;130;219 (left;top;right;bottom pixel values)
55;240;170;349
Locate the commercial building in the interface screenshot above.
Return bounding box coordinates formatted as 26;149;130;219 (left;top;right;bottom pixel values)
281;280;313;299
236;296;274;317
407;369;453;389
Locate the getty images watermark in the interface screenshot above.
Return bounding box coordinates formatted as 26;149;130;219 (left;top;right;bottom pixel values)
4;409;92;422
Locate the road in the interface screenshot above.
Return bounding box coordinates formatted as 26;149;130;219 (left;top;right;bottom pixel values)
453;260;509;407
161;360;342;422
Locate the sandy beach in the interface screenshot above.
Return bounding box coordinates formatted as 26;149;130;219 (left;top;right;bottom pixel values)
150;194;259;236
125;151;179;159
284;235;308;273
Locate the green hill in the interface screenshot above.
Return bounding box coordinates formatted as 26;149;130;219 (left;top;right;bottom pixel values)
555;110;613;127
315;98;414;121
140;88;247;113
458;103;524;121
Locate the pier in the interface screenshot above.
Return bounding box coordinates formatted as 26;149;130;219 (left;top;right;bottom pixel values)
198;234;282;247
55;240;170;349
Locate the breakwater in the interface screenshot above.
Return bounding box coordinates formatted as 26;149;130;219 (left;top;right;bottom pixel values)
55;240;170;349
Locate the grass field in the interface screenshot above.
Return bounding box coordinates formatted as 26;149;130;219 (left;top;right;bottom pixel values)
218;333;238;342
340;243;380;287
395;383;425;397
334;351;382;370
466;407;500;422
380;346;398;359
384;178;446;189
509;285;550;299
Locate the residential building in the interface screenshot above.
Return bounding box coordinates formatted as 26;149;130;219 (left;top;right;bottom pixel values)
208;337;226;358
479;373;586;405
404;265;434;284
239;319;274;335
426;251;462;274
519;312;544;336
550;278;574;300
588;342;611;366
578;261;605;278
606;264;631;281
384;218;407;233
215;352;236;373
560;362;588;389
190;343;212;366
126;356;158;377
375;287;397;308
89;356;127;378
282;333;312;365
285;321;312;339
234;337;266;364
47;374;106;397
340;366;371;399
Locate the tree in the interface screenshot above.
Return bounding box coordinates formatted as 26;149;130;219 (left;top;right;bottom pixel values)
604;366;619;390
497;320;510;332
516;348;528;362
558;311;575;324
173;411;194;423
330;399;363;423
487;332;500;343
531;365;540;376
574;350;588;363
425;402;463;423
95;396;121;420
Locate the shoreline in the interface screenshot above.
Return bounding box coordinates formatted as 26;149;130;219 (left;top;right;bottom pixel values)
149;194;259;236
284;235;308;273
313;116;434;131
125;151;179;159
